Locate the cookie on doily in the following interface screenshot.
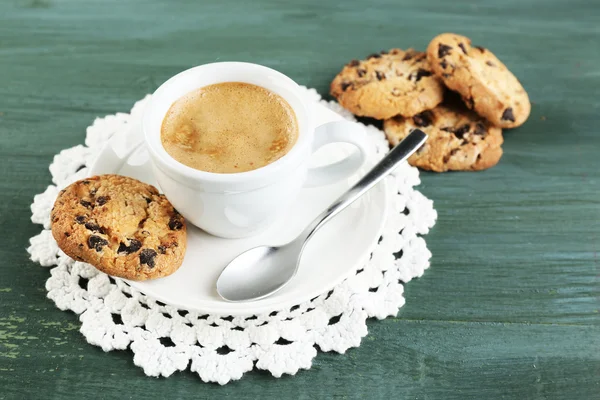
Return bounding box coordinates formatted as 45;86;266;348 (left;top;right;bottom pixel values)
330;49;445;119
427;33;530;128
51;174;186;280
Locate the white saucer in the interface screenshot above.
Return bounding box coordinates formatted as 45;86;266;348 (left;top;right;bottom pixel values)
96;103;388;315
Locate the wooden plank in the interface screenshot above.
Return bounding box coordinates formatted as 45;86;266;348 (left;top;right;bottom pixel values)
1;0;598;398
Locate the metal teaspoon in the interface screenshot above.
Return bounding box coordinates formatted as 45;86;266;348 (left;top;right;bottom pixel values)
216;129;427;302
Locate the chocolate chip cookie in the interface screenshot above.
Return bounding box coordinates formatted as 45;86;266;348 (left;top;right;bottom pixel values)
51;175;186;280
383;101;503;172
330;49;445;119
426;33;530;128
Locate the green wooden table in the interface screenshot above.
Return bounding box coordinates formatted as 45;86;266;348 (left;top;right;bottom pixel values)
1;0;598;398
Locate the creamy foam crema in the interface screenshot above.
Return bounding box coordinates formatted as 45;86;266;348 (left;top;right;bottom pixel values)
160;82;299;174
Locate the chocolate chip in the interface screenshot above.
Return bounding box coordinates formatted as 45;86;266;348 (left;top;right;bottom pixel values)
96;196;109;206
454;124;471;138
348;59;360;67
412;111;433;127
82;180;90;185
410;68;432;82
486;61;495;67
438;43;452;58
501;108;515;122
158;245;167;254
474;123;486;135
402;51;415;61
87;235;108;252
380;50;388;55
64;232;70;237
168;216;184;231
458;43;467;54
75;215;86;224
139;249;157;268
476;46;485;53
340;82;352;91
442;73;451;78
357;68;366;77
84;222;105;234
144;197;152;204
367;53;381;59
450;148;460;156
414;53;426;62
375;71;386;80
118;239;142;254
80;200;92;209
440;59;448;69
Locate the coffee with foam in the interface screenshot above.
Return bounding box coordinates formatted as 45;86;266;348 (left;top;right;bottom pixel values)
161;82;298;174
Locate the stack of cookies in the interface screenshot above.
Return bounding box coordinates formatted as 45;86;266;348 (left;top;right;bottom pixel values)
330;33;530;172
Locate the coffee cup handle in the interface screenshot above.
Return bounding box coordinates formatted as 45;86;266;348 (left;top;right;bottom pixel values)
304;120;371;188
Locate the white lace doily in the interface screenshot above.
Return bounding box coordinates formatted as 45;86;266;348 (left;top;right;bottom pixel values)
27;87;437;384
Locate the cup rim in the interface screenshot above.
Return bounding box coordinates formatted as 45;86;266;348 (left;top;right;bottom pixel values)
142;62;311;187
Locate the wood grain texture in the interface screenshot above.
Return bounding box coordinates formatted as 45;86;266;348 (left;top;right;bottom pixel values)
1;0;599;398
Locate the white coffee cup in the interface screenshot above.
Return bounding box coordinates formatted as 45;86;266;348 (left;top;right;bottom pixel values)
106;62;371;238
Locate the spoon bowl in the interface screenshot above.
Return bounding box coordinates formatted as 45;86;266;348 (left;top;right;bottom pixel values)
216;242;303;302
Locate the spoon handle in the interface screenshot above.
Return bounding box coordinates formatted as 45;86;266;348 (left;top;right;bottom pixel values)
301;129;427;242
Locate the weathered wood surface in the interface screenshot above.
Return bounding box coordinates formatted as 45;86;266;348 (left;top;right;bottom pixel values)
1;0;598;398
